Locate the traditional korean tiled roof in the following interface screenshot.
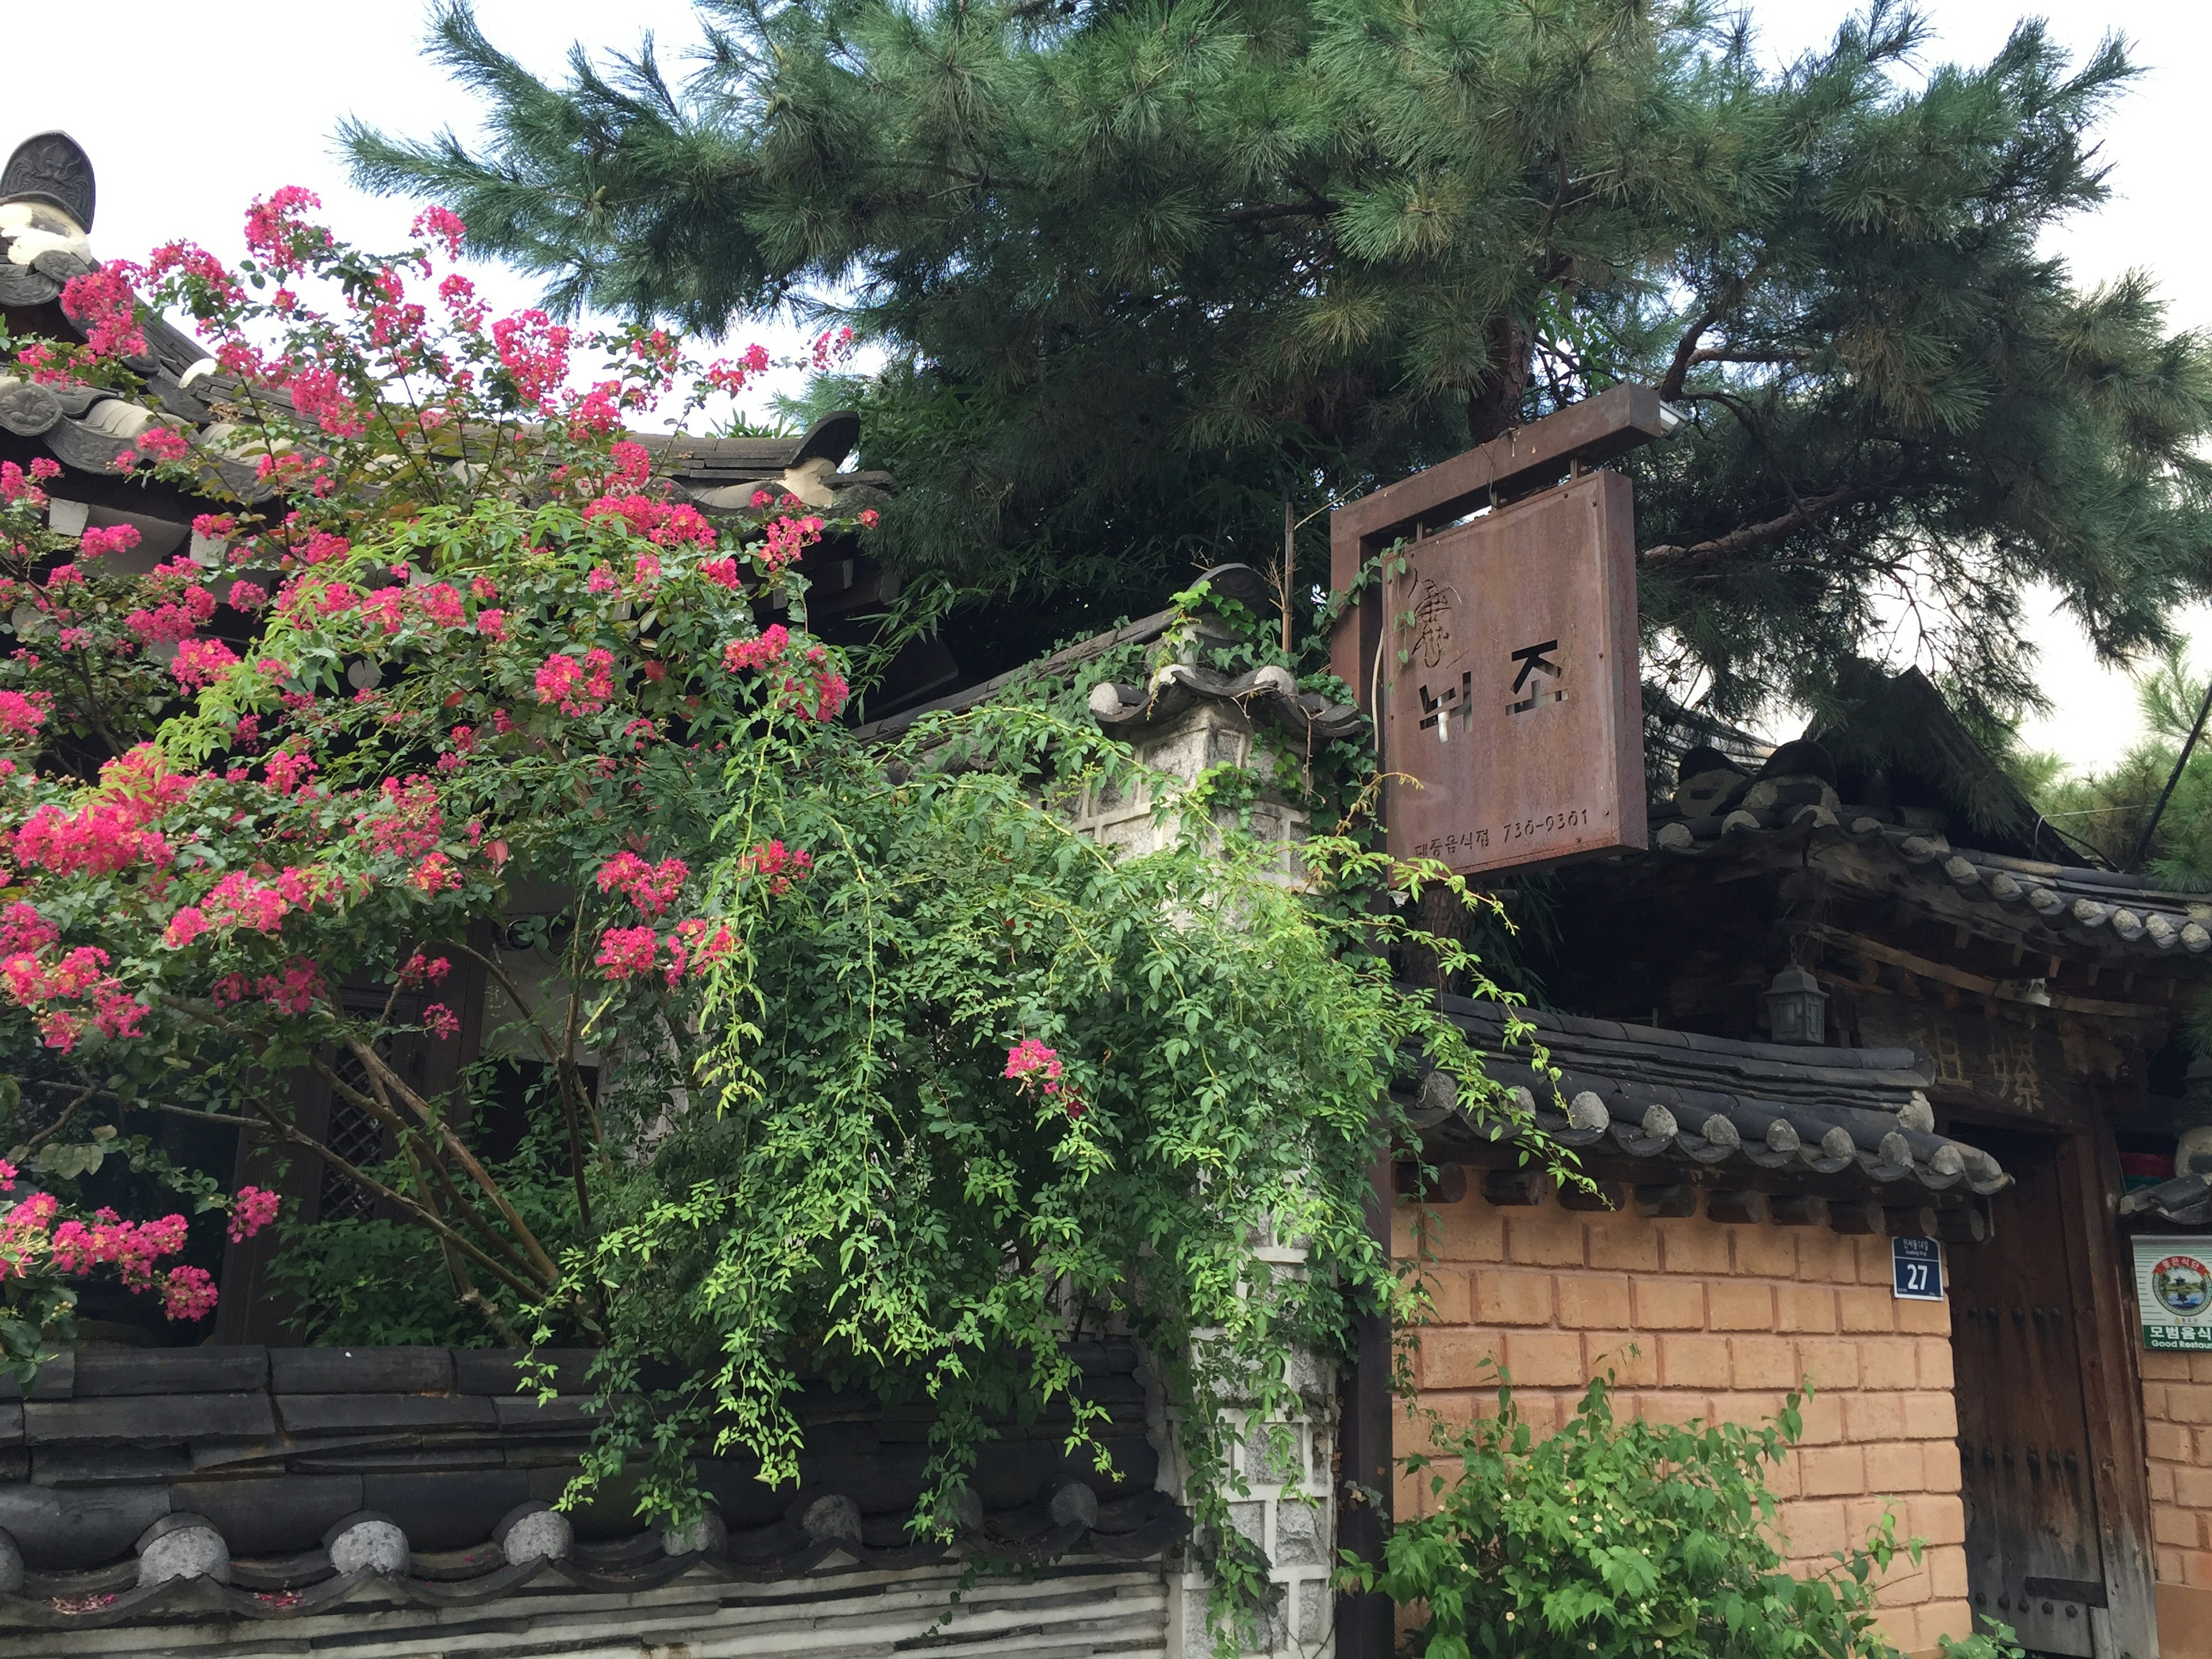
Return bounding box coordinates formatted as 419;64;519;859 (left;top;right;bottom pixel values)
0;1340;1181;1634
857;563;1365;745
2120;1172;2212;1228
1642;762;2212;970
1416;996;2008;1200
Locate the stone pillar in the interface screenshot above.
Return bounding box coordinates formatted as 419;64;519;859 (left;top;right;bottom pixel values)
1077;676;1340;1657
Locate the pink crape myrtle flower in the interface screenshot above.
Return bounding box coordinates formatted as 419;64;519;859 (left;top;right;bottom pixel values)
410;204;467;259
0;689;52;741
738;840;812;896
170;637;241;690
161;1266;218;1321
595;852;690;916
228;1186;280;1243
594;925;660;982
1005;1037;1084;1119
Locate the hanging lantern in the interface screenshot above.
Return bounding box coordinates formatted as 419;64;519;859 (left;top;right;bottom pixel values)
1764;966;1828;1046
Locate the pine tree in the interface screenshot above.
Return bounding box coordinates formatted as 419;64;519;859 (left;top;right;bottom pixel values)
347;0;2212;719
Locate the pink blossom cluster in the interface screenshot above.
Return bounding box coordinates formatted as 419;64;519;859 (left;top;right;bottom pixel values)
0;1192;217;1321
412;852;460;895
397;950;451;988
492;309;571;410
116;425;190;469
737;840;813;896
8;752;191;885
721;624;790;673
215;957;325;1015
718;627;849;721
145;238;246;310
227;1185;281;1244
164;865;328;948
810;325;857;370
535;648;616;717
0;457;59;505
582;491;717;549
363;776;444;859
59;266;149;361
170;637;241;690
16;781;181;878
78;524;143;559
162;1267;218;1321
596;851;690;916
1004;1037;1084;1118
594;916;738;987
422;1002;460;1040
756;514;824;574
0;688;52;742
702;343;772;395
51;1209;187;1286
242;186;329;278
0;903;58;955
284;362;368;437
0;938;146;1052
411;204;467;260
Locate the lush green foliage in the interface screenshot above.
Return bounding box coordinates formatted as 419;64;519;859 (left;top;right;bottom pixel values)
350;0;2212;727
1351;1370;2024;1659
0;200;1539;1612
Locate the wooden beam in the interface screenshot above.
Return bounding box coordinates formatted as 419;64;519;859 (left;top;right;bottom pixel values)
1633;1183;1700;1219
1884;1205;1940;1240
1771;1195;1829;1227
1830;1200;1887;1236
1482;1168;1547;1207
1558;1180;1626;1213
1707;1190;1770;1225
1331;384;1673;567
1936;1206;1988;1244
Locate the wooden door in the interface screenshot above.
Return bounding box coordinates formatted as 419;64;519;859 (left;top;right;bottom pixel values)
1949;1135;2107;1654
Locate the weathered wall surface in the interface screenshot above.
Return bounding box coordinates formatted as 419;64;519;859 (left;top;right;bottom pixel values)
2144;1347;2212;1658
1392;1190;1972;1654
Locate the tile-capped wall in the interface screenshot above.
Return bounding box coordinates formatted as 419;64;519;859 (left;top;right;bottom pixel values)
1393;1190;1970;1654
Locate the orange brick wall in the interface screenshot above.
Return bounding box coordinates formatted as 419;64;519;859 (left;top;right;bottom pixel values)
1393;1190;1972;1654
2145;1348;2212;1653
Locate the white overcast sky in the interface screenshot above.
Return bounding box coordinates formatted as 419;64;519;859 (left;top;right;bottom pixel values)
9;1;2209;772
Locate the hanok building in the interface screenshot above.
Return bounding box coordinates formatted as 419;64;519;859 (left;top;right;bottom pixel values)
6;125;2212;1659
1322;396;2212;1659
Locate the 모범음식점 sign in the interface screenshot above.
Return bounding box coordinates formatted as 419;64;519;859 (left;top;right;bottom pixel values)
2135;1236;2212;1351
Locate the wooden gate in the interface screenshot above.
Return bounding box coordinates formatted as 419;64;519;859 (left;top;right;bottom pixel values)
1951;1138;2105;1653
1948;1126;2158;1656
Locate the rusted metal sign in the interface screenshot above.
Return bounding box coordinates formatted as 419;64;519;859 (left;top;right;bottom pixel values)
1373;468;1646;876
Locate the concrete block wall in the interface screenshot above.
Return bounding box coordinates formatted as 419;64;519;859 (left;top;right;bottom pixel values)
1392;1187;1972;1654
2142;1349;2212;1656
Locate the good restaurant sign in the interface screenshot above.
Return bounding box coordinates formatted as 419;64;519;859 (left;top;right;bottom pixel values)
1379;469;1646;877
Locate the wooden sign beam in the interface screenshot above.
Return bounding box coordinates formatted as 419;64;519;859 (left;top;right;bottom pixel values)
1330;384;1675;698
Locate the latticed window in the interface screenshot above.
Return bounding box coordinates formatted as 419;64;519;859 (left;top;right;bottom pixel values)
318;1051;385;1221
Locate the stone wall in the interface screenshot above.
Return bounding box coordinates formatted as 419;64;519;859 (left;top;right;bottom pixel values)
1392;1187;1971;1654
2143;1347;2212;1658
